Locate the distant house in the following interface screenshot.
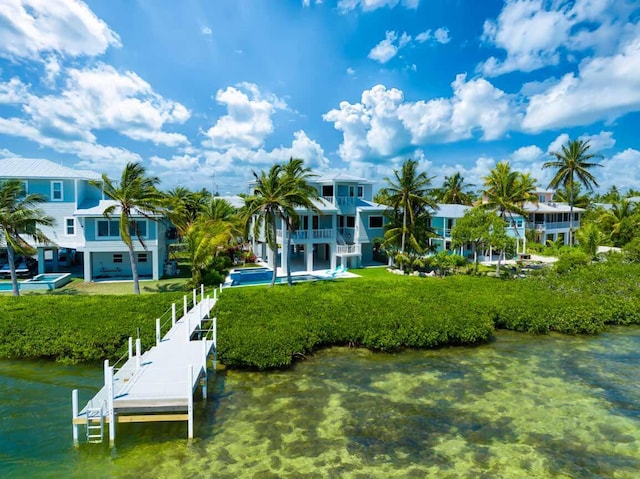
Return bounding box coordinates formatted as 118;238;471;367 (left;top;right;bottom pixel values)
429;204;527;258
522;190;584;245
0;158;171;281
247;173;389;273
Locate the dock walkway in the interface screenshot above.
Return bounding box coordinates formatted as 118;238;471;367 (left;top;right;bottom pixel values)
71;285;220;446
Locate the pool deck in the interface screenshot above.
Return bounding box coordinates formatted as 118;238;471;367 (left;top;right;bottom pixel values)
71;285;220;446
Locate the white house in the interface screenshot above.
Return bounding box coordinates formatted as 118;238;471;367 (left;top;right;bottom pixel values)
523;190;584;245
248;173;389;273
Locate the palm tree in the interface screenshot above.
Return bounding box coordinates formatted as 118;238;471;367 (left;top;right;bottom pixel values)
482;161;536;261
91;162;163;295
280;158;320;286
165;187;211;239
0;180;55;296
185;198;239;286
380;159;436;259
437;172;475;205
543;139;603;245
553;183;591;209
482;162;537;220
598;199;638;246
244;164;296;287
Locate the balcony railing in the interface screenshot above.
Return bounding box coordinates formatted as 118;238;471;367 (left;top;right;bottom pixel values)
336;244;361;255
276;228;334;240
526;221;573;231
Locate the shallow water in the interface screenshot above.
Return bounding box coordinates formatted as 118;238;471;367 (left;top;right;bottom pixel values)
1;328;639;478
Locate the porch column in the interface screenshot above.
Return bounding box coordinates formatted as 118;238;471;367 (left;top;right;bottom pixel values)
329;243;337;270
280;226;288;276
84;252;92;282
152;251;160;280
52;248;59;271
305;244;314;273
37;248;46;274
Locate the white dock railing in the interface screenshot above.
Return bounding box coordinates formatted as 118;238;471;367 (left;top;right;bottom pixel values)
71;283;223;447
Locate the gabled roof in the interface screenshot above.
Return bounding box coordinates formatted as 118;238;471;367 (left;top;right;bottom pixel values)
0;158;101;180
356;198;390;211
523;201;585;213
75;200;161;217
432;204;472;218
314;172;373;184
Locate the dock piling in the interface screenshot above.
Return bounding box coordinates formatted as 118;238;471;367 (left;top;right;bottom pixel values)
128;337;133;360
183;295;188;315
193;289;197;308
136;338;141;370
72;389;79;446
200;284;204;302
187;365;194;439
172;303;176;326
156;318;161;346
106;364;115;447
213;317;217;349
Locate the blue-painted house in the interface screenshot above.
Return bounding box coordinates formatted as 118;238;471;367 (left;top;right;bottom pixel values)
0;158;169;281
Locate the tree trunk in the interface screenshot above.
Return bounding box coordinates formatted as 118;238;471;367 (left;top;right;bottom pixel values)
400;204;407;271
7;245;19;297
286;217;293;287
270;215;277;287
496;250;503;276
127;244;140;295
569;176;574;246
473;243;479;273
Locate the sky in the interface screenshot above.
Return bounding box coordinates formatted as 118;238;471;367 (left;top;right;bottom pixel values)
0;0;639;196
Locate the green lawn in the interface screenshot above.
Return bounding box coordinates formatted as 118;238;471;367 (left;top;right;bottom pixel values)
0;276;191;295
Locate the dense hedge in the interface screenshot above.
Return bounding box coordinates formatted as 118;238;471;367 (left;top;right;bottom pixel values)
2;261;640;368
0;293;183;363
214;262;640;369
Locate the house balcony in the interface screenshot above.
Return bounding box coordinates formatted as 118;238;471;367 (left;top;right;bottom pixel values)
336;244;361;256
276;228;334;241
526;221;574;231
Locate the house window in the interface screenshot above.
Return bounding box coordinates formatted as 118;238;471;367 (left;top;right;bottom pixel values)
65;218;75;235
113;254;123;263
357;186;364;197
539;194;546;203
369;216;383;228
51;181;63;201
17;181;27;198
129;220;147;238
322;185;333;197
97;220;120;237
138;253;148;263
346;216;355;227
312;216;319;229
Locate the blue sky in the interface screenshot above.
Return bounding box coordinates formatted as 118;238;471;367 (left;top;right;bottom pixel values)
1;0;639;195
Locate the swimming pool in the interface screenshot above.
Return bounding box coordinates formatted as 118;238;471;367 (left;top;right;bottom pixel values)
0;273;72;292
230;272;321;287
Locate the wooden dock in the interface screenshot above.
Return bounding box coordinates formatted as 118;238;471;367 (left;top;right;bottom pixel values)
71;285;220;446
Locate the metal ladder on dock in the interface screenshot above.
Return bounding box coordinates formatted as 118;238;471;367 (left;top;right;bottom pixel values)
86;401;105;444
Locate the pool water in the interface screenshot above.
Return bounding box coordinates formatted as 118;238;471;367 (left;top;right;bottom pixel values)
233;273;320;287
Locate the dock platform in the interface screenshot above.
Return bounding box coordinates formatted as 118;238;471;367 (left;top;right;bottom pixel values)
71;285;220;446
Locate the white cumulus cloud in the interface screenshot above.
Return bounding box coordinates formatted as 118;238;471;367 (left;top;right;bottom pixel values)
203;83;287;150
0;0;120;61
368;31;399;64
338;0;419;14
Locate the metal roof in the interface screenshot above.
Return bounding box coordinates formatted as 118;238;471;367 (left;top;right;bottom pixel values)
432;204;472;218
75;200;160;217
0;158;101;180
522;201;585;213
314;172;373;184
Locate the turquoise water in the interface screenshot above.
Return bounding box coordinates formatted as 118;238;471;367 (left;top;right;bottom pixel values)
1;328;639;478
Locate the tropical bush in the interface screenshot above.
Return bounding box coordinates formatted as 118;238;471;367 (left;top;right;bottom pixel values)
0;293;183;363
2;262;640;369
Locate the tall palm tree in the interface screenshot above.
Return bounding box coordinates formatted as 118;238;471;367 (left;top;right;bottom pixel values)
0;180;55;296
598;199;638;246
380;159;436;258
164;187;211;239
91;162;163;295
280;158;320;286
482;162;537;220
437;172;475;205
553;183;591;209
244;164;297;287
543;139;603;245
